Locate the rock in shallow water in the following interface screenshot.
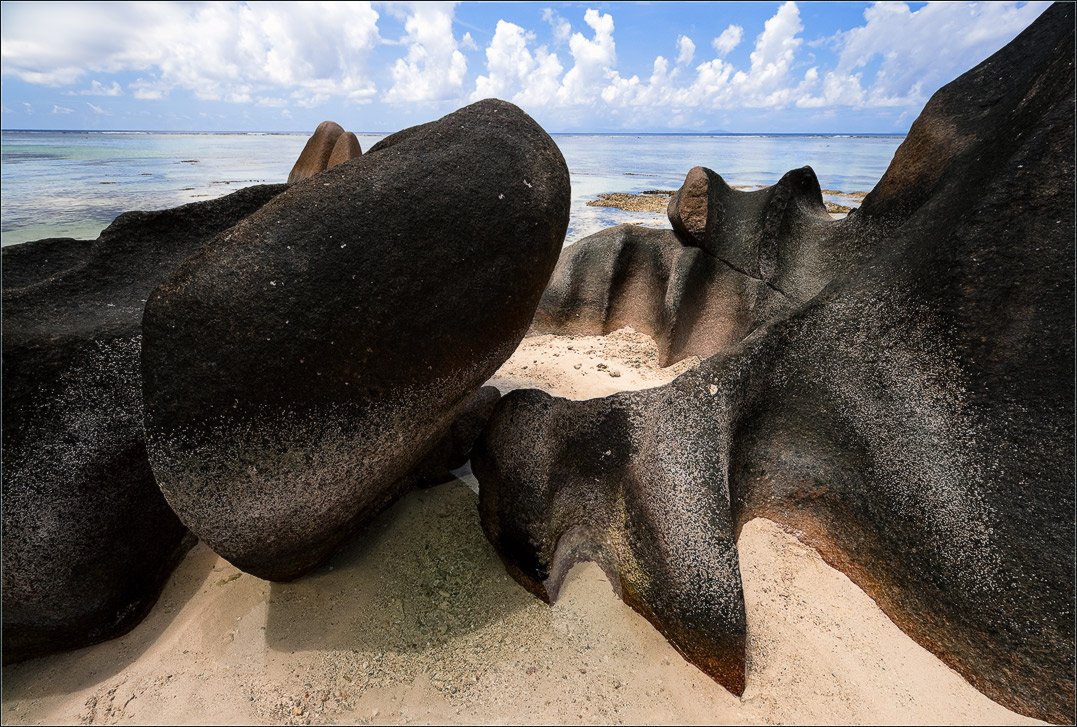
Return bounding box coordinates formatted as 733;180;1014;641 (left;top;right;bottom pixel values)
475;5;1074;722
2;183;286;663
142;99;570;582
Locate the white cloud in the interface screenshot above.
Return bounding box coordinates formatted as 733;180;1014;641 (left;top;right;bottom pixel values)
86;102;109;115
471;20;563;106
51;104;74;114
66;79;123;96
1;0;1052;129
130;77;168;100
542;8;572;45
826;0;1050;108
384;3;467;103
1;1;382;104
726;1;803;107
557;9;615;105
713;24;743;56
676;35;695;66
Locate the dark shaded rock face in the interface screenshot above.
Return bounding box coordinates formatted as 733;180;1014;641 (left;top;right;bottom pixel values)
409;386;502;489
142;99;570;582
2;237;94;289
474;5;1074;722
2;184;286;664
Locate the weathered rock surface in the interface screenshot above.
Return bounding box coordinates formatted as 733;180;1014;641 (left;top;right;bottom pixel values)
287;121;346;183
534;160;890;365
2;237;93;289
2;183;286;663
142;99;570;582
474;5;1074;722
410;386;502;489
533;225;788;366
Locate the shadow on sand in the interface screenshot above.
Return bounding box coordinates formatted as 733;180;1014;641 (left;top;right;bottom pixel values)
265;480;531;655
0;542;217;700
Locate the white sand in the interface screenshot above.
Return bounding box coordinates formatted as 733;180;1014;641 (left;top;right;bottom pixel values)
1;328;1043;725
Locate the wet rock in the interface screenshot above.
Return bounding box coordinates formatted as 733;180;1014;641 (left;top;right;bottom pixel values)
475;6;1074;722
2;183;286;663
142;99;570;582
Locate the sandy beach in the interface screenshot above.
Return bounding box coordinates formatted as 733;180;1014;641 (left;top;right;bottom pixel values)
0;329;1042;726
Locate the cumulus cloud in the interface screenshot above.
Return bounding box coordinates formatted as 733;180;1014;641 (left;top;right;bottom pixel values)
130;77;168;100
384;2;468;103
825;0;1050;107
725;1;803;106
466;1;1047;128
713;25;744;56
557;9;615;106
676;36;695;66
471;20;562;105
1;1;382;104
542;8;572;45
51;104;74;114
86;102;109;115
0;1;1052;128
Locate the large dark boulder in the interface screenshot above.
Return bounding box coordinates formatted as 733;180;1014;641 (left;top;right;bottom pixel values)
2;183;286;663
141;99;570;582
474;5;1073;722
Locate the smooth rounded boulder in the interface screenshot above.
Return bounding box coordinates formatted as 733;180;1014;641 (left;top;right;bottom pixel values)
287;120;345;183
326;131;362;169
141;99;570;582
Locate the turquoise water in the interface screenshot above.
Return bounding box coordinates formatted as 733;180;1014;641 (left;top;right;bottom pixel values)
0;131;903;247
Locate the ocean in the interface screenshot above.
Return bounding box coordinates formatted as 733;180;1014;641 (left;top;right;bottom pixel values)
0;130;904;248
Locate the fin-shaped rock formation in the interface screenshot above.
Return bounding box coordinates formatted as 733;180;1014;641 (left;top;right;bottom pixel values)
535;133;935;366
2;183;287;663
533;224;789;366
474;5;1074;723
287;121;363;183
142;99;570;582
533;159;890;365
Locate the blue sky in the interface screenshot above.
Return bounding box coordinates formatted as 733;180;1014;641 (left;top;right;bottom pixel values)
0;1;1049;133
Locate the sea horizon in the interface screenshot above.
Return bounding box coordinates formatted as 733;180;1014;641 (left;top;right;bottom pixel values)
1;129;906;247
1;128;907;137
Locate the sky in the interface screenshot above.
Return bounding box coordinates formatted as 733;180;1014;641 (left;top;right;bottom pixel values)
0;1;1051;134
